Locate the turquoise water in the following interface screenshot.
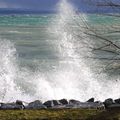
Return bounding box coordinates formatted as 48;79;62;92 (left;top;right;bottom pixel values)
0;14;119;63
0;14;120;77
0;15;58;71
0;13;119;66
0;15;52;26
0;13;120;102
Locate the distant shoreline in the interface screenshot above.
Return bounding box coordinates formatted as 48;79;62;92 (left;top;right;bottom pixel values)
0;8;119;15
0;8;56;15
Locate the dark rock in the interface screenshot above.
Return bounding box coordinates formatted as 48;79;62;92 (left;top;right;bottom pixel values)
114;98;120;104
16;100;25;109
0;103;23;110
103;98;114;108
95;101;101;103
52;105;66;109
53;101;104;109
107;104;120;110
53;100;61;106
59;99;68;105
69;99;81;105
87;98;94;102
26;100;46;109
16;100;23;105
66;102;105;109
43;100;61;108
43;100;53;108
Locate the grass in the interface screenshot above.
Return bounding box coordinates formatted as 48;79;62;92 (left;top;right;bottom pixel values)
0;109;120;120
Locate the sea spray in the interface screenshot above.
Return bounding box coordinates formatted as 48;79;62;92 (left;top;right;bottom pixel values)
47;0;120;101
0;40;21;102
0;40;35;102
46;0;101;101
0;0;120;102
0;0;107;102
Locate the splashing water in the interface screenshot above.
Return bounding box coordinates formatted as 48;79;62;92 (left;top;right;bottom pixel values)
49;0;101;101
0;0;120;102
0;40;24;102
39;0;120;101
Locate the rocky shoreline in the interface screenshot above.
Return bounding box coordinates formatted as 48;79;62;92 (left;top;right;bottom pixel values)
1;98;120;110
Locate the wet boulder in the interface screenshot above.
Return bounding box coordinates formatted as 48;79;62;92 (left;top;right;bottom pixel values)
66;102;105;109
26;100;46;109
16;100;23;105
0;103;24;110
114;98;120;104
95;101;101;103
87;98;94;102
59;99;68;105
16;100;25;109
53;100;61;106
43;100;53;108
69;99;81;105
107;104;120;110
43;100;61;108
52;105;66;109
103;98;114;108
88;102;105;110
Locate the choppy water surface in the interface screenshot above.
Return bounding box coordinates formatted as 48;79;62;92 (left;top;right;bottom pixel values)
0;0;120;102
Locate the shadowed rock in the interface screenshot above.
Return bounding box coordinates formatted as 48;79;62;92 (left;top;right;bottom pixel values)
114;98;120;104
59;99;68;105
16;100;23;105
103;98;114;108
53;100;61;106
52;105;66;109
52;101;105;109
87;98;94;102
107;104;120;110
69;99;81;105
66;102;105;109
26;100;46;109
0;103;24;110
43;100;53;108
43;99;68;108
16;100;25;109
95;101;101;103
43;100;61;108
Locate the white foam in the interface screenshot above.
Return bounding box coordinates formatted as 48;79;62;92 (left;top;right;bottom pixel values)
45;0;120;101
0;40;20;102
0;0;120;102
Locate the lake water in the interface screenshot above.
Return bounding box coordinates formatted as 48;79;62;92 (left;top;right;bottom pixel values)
0;12;120;102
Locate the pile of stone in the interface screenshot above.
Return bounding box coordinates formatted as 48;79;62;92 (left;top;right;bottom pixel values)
0;98;120;110
104;98;120;110
0;100;24;110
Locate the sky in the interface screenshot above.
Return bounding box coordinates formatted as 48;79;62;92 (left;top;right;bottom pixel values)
0;0;119;13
